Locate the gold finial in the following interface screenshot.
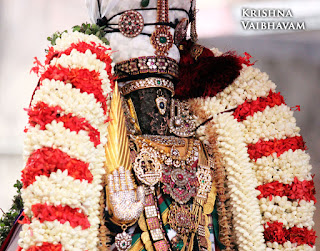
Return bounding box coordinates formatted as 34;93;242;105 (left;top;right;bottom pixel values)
105;82;131;173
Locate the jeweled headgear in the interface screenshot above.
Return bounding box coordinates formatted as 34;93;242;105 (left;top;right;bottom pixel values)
86;0;197;91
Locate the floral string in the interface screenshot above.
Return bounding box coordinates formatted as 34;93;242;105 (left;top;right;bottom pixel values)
190;47;316;250
18;31;113;251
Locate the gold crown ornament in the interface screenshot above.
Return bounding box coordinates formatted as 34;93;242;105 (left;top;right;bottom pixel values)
86;0;198;81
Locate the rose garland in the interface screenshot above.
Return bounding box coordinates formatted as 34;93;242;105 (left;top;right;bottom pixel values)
18;31;113;250
190;48;316;250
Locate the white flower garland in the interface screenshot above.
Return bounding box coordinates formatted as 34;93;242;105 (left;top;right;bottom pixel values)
266;242;316;251
189;63;276;127
19;220;99;251
191;48;316;250
260;197;316;228
18;32;112;251
242;104;300;144
31;79;109;143
24;122;105;166
50;49;112;97
54;31;107;52
254;149;312;185
215;65;276;110
212;113;266;251
22;170;102;215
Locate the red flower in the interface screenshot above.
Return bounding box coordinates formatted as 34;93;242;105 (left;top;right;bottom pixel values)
247;136;306;161
26;102;101;147
238;52;256;66
257;176;316;203
264;221;287;244
22;147;93;188
30;57;45;76
32;203;90;230
18;212;31;225
264;221;316;247
233;91;285;122
17;242;63;251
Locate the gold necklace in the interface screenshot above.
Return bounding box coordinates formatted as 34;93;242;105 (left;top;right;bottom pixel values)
135;136;197;163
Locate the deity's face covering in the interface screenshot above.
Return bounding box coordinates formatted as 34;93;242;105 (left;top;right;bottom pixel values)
86;0;192;64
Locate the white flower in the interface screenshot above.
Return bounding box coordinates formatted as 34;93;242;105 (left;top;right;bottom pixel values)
19;31;112;251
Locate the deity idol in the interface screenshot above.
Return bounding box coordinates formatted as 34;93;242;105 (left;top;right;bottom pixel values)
13;0;316;251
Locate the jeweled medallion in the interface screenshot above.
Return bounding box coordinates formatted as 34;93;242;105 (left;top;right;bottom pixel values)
168;204;196;235
151;27;174;56
115;231;132;251
119;10;144;38
133;146;162;187
161;162;199;204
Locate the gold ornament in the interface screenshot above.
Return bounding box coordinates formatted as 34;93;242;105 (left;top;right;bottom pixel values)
105;83;131;174
141;232;154;251
169;100;196;138
133;145;163;188
138;214;148;232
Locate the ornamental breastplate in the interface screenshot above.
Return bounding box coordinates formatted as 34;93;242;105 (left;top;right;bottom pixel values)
131;136;201;202
129;135;214;251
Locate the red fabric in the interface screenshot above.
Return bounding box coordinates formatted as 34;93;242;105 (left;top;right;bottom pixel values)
40;65;109;114
175;40;254;99
247;136;306;161
17;242;63;251
233;91;286;122
264;221;316;247
25;102;100;147
22;147;93;188
257;176;316;203
31;204;90;229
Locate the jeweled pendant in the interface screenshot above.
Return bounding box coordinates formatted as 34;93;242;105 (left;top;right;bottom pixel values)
150;27;173;56
115;231;132;251
168;204;196;235
155;96;167;115
133;146;162;187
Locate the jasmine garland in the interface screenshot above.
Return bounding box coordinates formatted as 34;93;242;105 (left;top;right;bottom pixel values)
18;31;113;251
190;47;316;250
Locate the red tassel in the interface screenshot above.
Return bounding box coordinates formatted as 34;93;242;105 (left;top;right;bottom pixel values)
175;40;254;99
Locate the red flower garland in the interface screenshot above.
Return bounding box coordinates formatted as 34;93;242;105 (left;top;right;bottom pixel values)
22;147;93;188
233;90;285;122
25;102;100;147
45;41;113;81
264;221;316;247
40;65;109;114
17;243;63;251
32;203;90;230
257;177;316;203
247;136;306;161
